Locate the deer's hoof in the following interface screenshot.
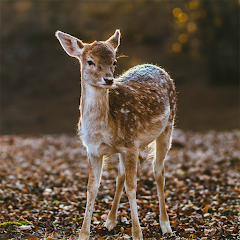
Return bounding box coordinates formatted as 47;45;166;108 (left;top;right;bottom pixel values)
104;218;116;231
78;231;90;240
160;219;172;236
163;232;172;237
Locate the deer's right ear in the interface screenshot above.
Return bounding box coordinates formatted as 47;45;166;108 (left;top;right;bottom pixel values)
106;29;121;50
55;30;84;59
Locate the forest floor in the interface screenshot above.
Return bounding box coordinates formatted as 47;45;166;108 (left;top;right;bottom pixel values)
0;129;239;239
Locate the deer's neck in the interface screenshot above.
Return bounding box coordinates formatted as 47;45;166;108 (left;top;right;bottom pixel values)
80;81;109;125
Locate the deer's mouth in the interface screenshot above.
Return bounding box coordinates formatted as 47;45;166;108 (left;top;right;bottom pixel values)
104;78;114;85
100;77;114;89
101;83;114;89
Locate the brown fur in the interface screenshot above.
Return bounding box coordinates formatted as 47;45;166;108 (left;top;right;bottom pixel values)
55;29;176;240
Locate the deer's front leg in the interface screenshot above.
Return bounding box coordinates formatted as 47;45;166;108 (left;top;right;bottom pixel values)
79;155;103;240
105;153;125;230
123;149;143;240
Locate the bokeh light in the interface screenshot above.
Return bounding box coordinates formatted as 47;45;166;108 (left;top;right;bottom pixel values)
178;12;188;23
187;22;197;32
173;7;182;17
189;0;200;10
178;33;188;44
172;42;182;53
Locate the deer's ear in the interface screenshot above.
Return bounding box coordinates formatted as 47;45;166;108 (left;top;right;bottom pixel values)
55;30;84;59
106;29;121;50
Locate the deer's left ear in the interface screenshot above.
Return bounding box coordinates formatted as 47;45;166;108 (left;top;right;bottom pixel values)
55;30;85;59
106;29;121;50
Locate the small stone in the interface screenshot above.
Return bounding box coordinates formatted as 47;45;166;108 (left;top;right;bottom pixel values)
42;188;52;196
185;228;195;233
19;225;32;230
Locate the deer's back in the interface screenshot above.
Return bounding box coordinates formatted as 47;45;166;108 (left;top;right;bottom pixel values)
109;64;176;145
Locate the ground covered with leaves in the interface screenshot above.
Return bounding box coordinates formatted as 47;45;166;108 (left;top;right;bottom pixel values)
0;130;239;239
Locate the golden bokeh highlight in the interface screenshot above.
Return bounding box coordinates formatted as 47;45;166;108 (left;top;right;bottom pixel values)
189;0;200;10
172;43;182;53
178;33;188;44
173;8;182;17
178;13;188;23
187;22;197;32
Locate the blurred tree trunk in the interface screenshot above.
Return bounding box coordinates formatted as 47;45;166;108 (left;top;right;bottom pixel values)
198;1;239;85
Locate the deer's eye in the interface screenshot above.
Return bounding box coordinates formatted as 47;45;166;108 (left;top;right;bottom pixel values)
113;60;117;66
87;60;95;66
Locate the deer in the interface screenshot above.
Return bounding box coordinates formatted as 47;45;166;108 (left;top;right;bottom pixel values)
55;29;176;240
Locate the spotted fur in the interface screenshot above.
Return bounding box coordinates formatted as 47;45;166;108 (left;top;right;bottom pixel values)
109;64;176;146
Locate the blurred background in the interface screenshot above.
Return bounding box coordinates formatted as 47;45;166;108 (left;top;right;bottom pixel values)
1;0;239;135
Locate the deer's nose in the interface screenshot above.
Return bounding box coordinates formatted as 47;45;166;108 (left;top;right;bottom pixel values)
104;77;114;85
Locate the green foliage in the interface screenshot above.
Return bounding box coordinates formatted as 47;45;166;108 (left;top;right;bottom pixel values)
0;220;32;228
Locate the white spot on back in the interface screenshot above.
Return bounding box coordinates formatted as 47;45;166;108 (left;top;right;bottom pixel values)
121;108;130;114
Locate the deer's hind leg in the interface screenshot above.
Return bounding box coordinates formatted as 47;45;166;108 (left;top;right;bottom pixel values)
105;153;125;230
153;128;173;236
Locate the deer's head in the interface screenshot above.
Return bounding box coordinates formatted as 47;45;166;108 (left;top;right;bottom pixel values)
55;30;121;89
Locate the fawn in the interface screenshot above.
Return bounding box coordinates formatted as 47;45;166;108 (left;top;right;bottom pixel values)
56;29;176;240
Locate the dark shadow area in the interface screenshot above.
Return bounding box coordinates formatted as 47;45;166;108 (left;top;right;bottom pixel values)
1;1;239;134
